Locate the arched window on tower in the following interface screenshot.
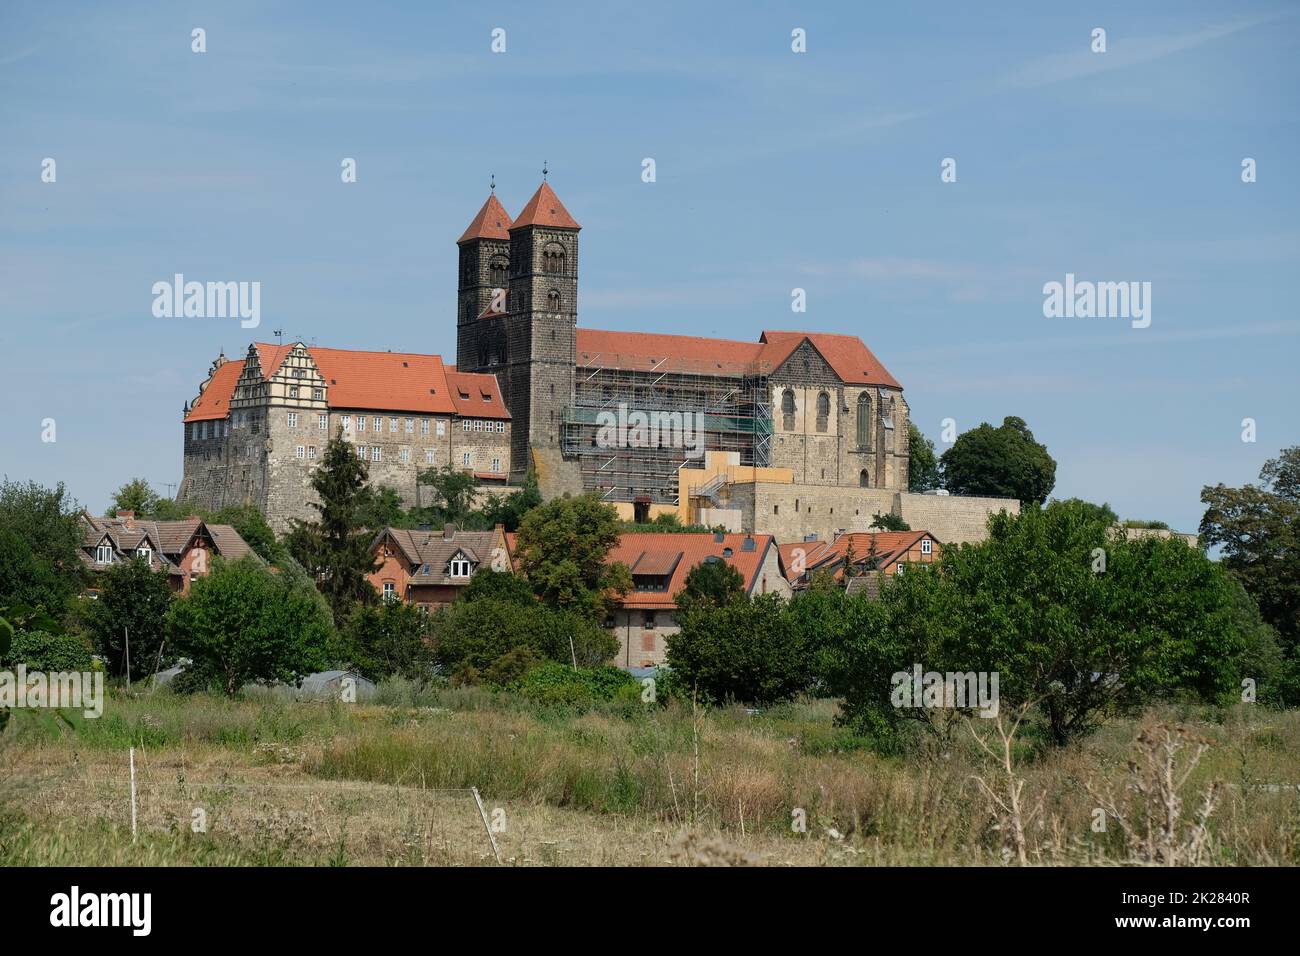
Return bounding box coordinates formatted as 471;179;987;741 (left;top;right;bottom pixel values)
856;392;871;449
547;288;562;311
489;255;509;290
859;469;870;488
543;242;567;274
781;388;796;431
815;392;830;433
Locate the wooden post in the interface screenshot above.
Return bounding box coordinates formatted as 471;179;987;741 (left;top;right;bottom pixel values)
471;787;502;865
129;747;138;843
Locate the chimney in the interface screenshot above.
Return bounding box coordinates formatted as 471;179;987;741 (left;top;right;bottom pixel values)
119;510;136;529
443;523;456;541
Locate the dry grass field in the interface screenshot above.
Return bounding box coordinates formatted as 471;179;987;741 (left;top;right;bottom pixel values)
2;685;1298;866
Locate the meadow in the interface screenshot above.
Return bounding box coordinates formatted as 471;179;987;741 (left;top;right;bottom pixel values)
2;684;1298;866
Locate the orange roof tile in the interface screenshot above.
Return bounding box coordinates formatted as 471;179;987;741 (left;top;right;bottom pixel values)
310;346;459;415
574;328;903;388
458;192;514;244
605;532;778;610
184;359;243;422
447;370;511;420
512;182;580;230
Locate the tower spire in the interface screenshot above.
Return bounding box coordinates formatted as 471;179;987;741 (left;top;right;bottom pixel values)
542;160;548;181
489;173;496;192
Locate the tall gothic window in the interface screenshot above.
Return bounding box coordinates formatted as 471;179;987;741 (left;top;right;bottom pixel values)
489;255;508;288
859;469;870;488
547;288;561;310
856;392;871;448
543;242;566;274
781;388;795;431
815;392;830;433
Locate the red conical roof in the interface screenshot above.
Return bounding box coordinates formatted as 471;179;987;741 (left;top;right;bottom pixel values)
458;193;514;244
512;182;580;230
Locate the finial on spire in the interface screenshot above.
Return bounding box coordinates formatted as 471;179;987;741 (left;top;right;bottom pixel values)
489;173;496;192
542;161;549;181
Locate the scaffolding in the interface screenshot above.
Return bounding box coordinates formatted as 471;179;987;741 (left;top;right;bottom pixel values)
561;352;774;506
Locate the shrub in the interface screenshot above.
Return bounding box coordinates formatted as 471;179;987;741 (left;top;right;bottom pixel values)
509;662;639;705
3;630;93;672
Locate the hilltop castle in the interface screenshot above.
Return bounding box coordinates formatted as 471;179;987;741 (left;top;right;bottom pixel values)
179;181;972;537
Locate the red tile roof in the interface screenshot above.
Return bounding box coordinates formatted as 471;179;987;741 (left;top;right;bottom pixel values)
185;345;513;422
447;370;511;420
574;328;902;388
606;532;779;610
458;192;514;244
779;531;937;584
185;359;244;422
512;182;580;230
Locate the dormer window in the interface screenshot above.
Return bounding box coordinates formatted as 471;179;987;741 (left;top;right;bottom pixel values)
96;543;113;564
136;545;151;562
449;558;472;578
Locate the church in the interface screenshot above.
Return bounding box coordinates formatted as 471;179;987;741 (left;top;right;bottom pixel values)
178;180;918;534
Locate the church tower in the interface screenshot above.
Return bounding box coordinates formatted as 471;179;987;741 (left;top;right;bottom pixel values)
455;189;513;372
503;179;580;479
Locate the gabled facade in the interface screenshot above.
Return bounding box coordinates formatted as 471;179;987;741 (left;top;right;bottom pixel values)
80;511;254;595
368;523;512;609
778;529;943;593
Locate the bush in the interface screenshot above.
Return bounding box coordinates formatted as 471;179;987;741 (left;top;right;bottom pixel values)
3;630;93;672
509;662;640;705
435;599;617;673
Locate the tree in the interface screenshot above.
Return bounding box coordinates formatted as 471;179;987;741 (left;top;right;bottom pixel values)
1200;446;1300;655
908;424;940;493
870;512;910;531
514;494;631;621
675;559;745;610
166;557;332;695
416;465;479;525
110;478;160;517
2;630;93;672
285;437;380;623
478;470;542;531
86;556;174;678
434;598;616;675
341;600;435;680
0;479;85;614
357;486;408;531
667;593;807;705
940;416;1056;504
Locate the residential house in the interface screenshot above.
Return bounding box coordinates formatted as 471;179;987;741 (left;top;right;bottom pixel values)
80;511;255;595
368;523;511;609
778;529;943;595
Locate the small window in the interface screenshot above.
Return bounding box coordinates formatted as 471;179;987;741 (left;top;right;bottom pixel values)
491;457;501;472
921;538;932;555
357;416;366;431
405;419;414;433
643;611;656;630
420;419;430;435
371;447;381;462
382;582;396;602
437;420;446;437
136;545;151;562
318;414;328;430
295;445;305;459
425;449;434;464
400;447;410;463
474;420;483;432
497;421;505;433
341;415;351;430
449;558;472;578
96;544;114;564
462;420;471;432
313;388;324;401
308;446;317;459
289;385;298;398
462;451;471;467
895;564;905;576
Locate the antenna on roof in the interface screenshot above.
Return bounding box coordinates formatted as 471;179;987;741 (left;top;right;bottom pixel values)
273;329;284;346
542;160;548;181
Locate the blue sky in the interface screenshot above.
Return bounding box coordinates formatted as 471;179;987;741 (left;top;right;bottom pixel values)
2;0;1297;533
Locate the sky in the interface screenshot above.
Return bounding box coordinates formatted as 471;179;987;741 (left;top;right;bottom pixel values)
1;0;1297;533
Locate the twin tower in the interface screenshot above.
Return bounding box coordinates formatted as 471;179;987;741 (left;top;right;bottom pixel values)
455;181;580;481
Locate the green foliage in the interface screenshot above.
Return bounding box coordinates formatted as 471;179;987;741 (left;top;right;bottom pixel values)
109;477;159;517
166;557;333;695
285;437;380;624
356;487;408;531
434;598;617;675
340;600;435;681
414;464;479;526
508;661;639;705
2;630;93;672
515;494;631;622
940;415;1057;504
907;424;940;493
869;511;910;531
1121;518;1170;530
675;558;745;610
477;470;542;532
667;593;809;705
1201;446;1300;667
482;646;544;686
459;568;535;606
85;556;174;678
0;479;85;615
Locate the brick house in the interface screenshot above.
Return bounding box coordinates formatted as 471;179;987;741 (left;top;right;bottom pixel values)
778;530;943;594
368;523;512;609
80;511;254;595
602;532;791;668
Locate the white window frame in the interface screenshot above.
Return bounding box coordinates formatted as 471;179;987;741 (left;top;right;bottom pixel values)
449;558;472;578
400;447;409;463
424;449;434;464
308;446;317;460
921;538;932;555
437;420;446;437
318;414;328;430
295;445;305;459
462;451;471;467
405;418;414;434
420;419;429;435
